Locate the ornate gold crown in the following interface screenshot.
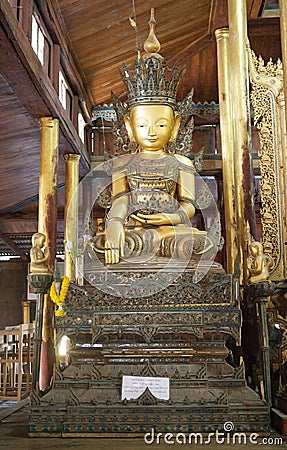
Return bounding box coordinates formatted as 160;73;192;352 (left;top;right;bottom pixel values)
119;9;186;109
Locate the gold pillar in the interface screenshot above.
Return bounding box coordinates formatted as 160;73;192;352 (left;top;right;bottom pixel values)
38;117;59;262
228;0;255;283
215;28;237;274
64;154;80;281
38;117;59;391
22;301;30;324
279;0;287;130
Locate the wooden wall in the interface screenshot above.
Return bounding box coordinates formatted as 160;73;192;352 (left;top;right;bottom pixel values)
0;261;28;329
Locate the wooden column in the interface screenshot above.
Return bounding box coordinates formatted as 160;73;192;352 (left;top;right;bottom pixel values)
38;117;59;391
279;0;287;279
246;281;275;406
21;0;33;38
52;44;61;93
228;0;256;283
215;27;237;274
64;154;80;281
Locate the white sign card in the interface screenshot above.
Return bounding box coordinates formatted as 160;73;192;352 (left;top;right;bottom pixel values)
121;375;170;401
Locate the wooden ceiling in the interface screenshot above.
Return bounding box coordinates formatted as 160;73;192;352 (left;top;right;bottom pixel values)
56;0;219;105
54;0;281;105
0;0;282;258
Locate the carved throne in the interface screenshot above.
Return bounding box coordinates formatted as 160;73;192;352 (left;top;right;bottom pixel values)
29;260;270;436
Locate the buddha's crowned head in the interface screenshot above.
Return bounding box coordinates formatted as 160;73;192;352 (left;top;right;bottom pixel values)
118;9;186;152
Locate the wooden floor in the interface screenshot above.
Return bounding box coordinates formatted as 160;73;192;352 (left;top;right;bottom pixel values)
0;401;287;449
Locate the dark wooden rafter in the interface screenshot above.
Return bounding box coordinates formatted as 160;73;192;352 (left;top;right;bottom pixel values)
208;0;229;32
248;0;265;18
0;228;28;261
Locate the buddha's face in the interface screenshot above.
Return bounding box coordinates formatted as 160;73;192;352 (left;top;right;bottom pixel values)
125;104;180;152
33;233;45;247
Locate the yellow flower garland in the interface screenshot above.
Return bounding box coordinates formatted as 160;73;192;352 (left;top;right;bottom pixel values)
50;276;70;317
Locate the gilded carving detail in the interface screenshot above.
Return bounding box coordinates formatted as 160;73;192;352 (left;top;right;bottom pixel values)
248;46;286;279
61;271;233;312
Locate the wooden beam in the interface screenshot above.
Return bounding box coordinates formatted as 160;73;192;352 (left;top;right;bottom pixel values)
0;228;28;261
248;0;265;18
0;2;90;168
209;0;229;32
0;211;64;221
0;184;65;215
169;33;214;66
248;17;280;36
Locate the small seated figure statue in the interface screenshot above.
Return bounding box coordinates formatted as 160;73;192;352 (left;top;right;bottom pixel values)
101;10;216;265
30;232;52;275
247;240;273;284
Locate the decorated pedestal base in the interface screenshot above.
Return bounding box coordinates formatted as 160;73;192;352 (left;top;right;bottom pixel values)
29;263;269;436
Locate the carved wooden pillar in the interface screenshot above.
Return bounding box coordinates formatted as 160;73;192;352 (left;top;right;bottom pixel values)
279;0;287;130
248;46;287;281
246;281;275;405
215;27;237;274
38;117;59;391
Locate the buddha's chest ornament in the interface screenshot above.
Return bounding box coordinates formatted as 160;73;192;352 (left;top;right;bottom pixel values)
127;155;178;214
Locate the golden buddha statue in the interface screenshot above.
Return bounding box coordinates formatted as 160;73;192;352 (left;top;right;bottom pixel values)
94;10;218;265
30;232;52;275
247;240;273;284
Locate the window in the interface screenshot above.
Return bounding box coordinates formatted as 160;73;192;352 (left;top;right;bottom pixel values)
58;70;73;119
78;112;86;143
31;15;45;66
59;70;68;109
30;12;51;74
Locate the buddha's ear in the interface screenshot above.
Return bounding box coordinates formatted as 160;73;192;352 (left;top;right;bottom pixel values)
124;115;135;141
170;113;181;142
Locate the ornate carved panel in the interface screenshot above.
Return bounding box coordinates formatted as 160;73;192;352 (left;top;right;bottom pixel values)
248;45;287;280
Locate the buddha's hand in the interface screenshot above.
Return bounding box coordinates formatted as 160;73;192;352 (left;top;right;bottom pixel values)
105;220;125;264
131;212;181;226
